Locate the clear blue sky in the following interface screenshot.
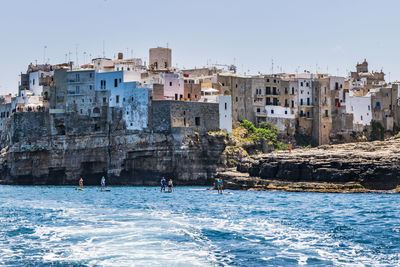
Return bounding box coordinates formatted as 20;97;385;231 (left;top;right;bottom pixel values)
0;0;399;94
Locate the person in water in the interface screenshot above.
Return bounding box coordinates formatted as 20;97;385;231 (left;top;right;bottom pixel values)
216;178;223;194
79;177;83;189
101;176;106;189
161;177;166;192
168;179;173;192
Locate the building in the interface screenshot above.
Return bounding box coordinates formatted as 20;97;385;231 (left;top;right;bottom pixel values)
149;47;172;70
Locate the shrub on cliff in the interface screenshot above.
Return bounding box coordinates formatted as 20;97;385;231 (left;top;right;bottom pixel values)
239;120;284;150
371;121;384;141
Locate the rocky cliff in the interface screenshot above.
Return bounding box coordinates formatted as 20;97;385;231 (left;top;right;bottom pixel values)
0;112;227;185
217;138;400;192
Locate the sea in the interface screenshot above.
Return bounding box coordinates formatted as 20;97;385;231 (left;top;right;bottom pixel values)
0;186;399;266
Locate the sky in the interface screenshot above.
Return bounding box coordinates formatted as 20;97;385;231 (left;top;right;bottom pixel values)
0;0;399;94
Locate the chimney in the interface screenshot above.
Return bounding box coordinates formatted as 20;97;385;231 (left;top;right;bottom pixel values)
118;52;123;60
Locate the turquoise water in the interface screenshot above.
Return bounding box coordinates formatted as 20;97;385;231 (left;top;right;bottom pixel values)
0;186;399;266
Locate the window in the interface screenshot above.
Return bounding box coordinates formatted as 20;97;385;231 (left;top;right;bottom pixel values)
175;94;178;100
271;109;274;114
170;82;173;86
325;110;328;117
257;108;260;112
225;103;227;110
307;111;310;118
116;95;119;103
285;99;288;107
266;79;270;82
188;93;191;99
103;97;107;103
80;109;83;114
266;86;271;94
114;79;118;87
76;74;80;81
119;78;121;83
76;86;80;94
123;98;125;102
273;79;276;83
307;98;310;106
335;82;339;90
285;88;288;94
180;94;183;99
368;105;370;111
222;83;225;86
291;100;294;108
82;99;84;103
306;82;309;87
285;110;287;114
266;97;271;105
324;87;327;94
291;87;294;94
195;117;200;126
235;84;238;88
361;115;363;120
300;82;303;87
300;99;303;105
90;85;93;90
236;96;238;102
272;87;277;95
90;73;93;78
165;62;168;68
33;79;35;85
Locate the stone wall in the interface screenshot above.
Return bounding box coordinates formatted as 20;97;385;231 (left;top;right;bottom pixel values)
150;100;220;133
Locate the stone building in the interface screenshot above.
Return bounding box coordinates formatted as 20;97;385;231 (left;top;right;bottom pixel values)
312;78;332;145
183;82;201;101
150;100;220;133
66;69;96;116
370;84;398;131
149;47;172;70
217;73;254;125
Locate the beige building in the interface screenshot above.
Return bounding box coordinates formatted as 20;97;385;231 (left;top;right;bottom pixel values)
149;47;172;70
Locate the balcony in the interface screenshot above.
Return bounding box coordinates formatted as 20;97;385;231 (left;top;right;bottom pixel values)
255;110;267;117
68;78;93;84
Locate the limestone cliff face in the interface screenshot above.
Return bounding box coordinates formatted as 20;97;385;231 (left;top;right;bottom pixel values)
220;138;400;191
0;112;227;185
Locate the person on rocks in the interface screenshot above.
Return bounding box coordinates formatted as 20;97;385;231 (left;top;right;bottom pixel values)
216;178;223;194
161;177;166;192
168;179;173;193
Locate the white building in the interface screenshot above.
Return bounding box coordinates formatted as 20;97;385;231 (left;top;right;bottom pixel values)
345;91;372;127
29;70;53;96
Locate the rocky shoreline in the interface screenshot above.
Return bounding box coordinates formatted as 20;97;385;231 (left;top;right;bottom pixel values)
216;138;400;193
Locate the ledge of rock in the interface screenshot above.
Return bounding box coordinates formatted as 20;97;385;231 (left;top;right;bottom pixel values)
217;139;400;193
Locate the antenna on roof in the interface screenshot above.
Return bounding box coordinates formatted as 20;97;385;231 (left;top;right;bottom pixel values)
75;44;79;67
271;58;274;74
43;45;47;64
102;40;105;58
